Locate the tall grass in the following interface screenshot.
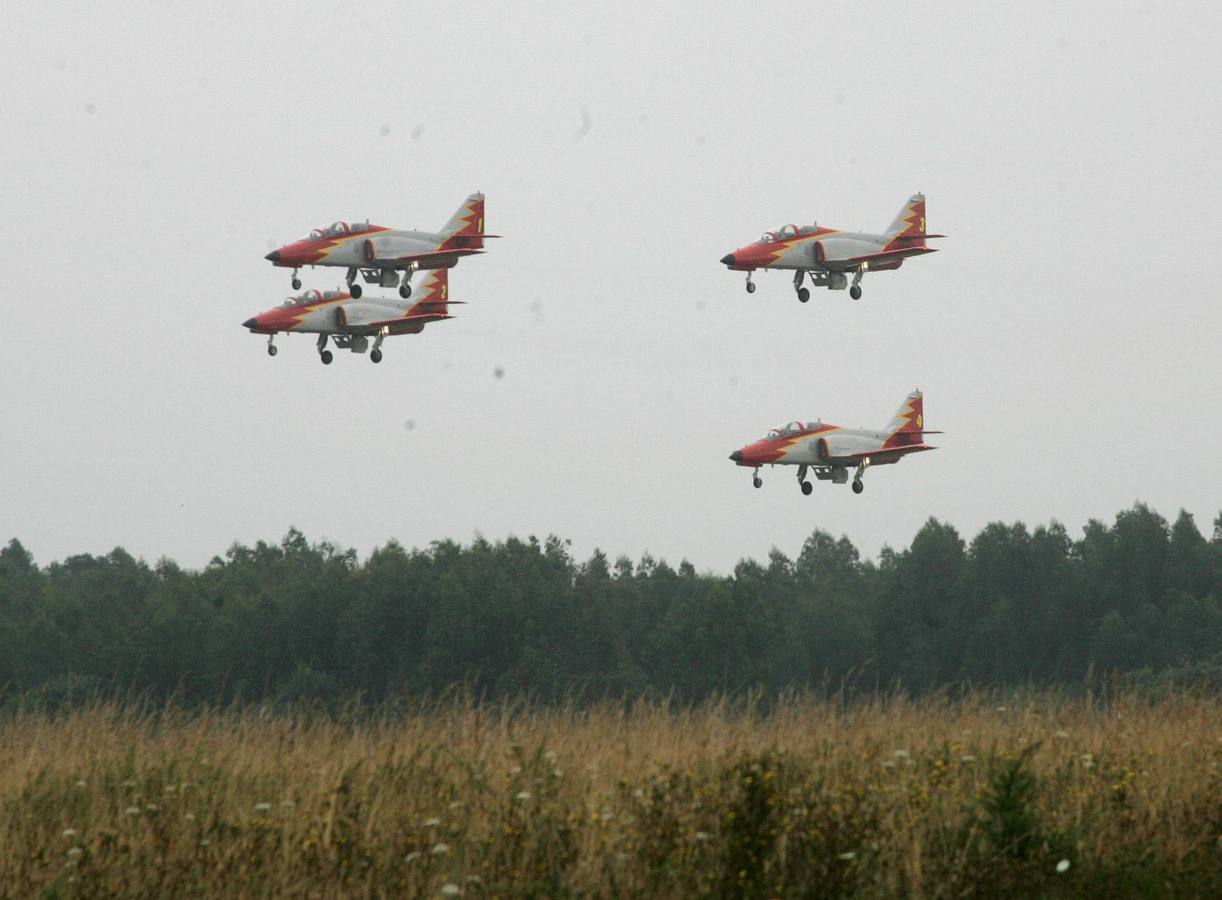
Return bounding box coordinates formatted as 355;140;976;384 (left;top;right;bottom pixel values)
2;690;1221;897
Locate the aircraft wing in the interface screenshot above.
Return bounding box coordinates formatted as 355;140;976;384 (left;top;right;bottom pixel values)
368;312;454;328
844;246;939;265
382;249;485;263
848;443;936;459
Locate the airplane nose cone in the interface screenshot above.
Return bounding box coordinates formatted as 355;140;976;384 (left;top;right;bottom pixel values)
729;450;744;462
720;253;736;266
264;250;281;263
242;317;257;329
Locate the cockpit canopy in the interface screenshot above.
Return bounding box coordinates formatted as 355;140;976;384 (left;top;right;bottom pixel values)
304;221;371;241
759;223;818;243
762;420;822;441
280;289;345;308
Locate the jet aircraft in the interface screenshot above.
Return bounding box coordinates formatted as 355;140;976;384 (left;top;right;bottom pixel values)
264;192;495;300
729;390;939;494
241;269;460;365
719;194;943;301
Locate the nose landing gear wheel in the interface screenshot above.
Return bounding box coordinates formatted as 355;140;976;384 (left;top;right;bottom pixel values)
849;285;862;300
745;282;756;294
370;349;382;364
267;345;277;357
797;288;810;303
350;283;362;299
291;278;302;290
320;350;333;365
800;480;813;495
851;480;864;494
752;475;762;489
399;283;412;299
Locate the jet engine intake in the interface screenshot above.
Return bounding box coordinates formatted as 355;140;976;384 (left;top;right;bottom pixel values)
812;241;826;266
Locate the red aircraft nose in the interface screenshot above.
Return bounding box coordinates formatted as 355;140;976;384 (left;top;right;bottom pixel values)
729;449;744;462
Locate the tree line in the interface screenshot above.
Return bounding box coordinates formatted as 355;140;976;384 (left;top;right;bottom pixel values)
2;503;1221;707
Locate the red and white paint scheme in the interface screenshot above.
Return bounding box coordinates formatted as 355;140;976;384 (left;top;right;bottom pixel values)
729;390;939;494
264;193;496;300
720;194;943;302
241;269;461;365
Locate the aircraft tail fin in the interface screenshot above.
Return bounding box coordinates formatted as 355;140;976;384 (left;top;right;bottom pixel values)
412;267;451;313
438;192;488;250
883;193;931;248
882;389;928;447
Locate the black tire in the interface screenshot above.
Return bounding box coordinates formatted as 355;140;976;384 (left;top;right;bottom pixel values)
349;283;362;299
752;477;762;489
800;480;813;495
399;282;412;299
797;287;810;303
320;350;333;365
370;349;382;364
851;480;864;494
291;278;302;290
745;282;756;294
850;285;862;300
267;345;277;357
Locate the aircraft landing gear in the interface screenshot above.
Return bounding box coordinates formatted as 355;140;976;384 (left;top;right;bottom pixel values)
399;267;414;299
797;464;813;494
851;458;869;493
793;270;810;303
745;271;756;294
266;335;277;357
752;469;763;489
370;349;382;364
346;267;362;299
291;269;301;291
370;331;385;364
850;263;867;300
317;334;332;365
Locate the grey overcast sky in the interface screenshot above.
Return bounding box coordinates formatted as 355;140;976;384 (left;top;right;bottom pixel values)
2;0;1220;570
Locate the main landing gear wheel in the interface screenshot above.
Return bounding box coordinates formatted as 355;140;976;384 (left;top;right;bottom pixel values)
291;278;302;290
801;480;813;495
267;345;277;357
350;283;362;299
752;475;763;489
370;349;383;364
849;285;862;300
320;350;333;365
851;480;864;494
797;288;810;303
399;282;412;299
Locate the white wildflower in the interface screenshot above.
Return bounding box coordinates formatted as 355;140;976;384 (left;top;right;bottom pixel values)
996;706;1007;712
423;817;441;827
960;755;977;763
881;760;896;769
440;885;461;897
553;769;564;778
892;749;910;759
62;829;77;840
199;839;210;847
515;791;532;801
404;851;422;863
694;831;712;842
184;813;196;821
145;803;159;812
448;801;463;810
125;807;141;816
254;802;271;813
509;765;522;775
67;847;83;860
838;851;856;861
432;842;450;855
1056;858;1071;874
75;780;87;788
544;750;557;765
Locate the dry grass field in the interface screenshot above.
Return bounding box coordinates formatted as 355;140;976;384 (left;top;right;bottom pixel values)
2;692;1221;898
